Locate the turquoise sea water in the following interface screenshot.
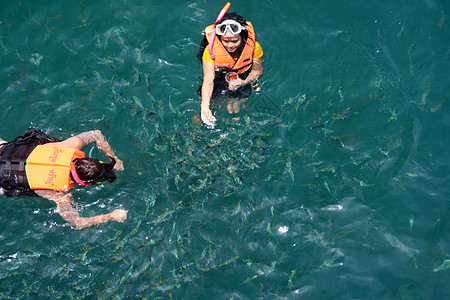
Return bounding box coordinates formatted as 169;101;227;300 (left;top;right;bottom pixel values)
1;0;449;298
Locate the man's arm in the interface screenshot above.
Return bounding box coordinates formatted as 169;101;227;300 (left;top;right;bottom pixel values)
49;130;123;171
35;190;128;230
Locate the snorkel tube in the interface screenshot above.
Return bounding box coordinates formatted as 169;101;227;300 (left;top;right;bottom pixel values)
71;168;88;187
208;2;231;60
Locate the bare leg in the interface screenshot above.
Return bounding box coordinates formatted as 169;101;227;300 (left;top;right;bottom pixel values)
226;97;237;114
240;97;248;109
233;97;248;114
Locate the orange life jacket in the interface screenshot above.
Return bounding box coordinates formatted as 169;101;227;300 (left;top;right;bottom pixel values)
25;145;85;192
205;21;256;74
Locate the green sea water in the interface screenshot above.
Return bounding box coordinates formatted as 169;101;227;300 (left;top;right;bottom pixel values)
1;0;449;299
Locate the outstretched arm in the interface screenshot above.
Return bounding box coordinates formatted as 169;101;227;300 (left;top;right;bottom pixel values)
50;130;123;171
200;61;217;126
35;190;128;230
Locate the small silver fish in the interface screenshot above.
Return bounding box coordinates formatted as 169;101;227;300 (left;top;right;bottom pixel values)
321;204;343;211
385;233;419;267
433;259;450;272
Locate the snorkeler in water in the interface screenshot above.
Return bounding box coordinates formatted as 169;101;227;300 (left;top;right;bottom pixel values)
0;128;127;230
197;4;264;126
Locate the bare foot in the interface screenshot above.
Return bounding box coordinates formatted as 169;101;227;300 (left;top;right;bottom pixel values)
232;100;241;113
227;98;237;114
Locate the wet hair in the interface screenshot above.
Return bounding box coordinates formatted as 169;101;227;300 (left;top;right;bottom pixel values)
216;12;246;26
216;12;249;41
74;157;116;184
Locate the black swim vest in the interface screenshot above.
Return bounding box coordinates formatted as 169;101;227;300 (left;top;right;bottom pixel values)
0;128;60;197
0;144;37;196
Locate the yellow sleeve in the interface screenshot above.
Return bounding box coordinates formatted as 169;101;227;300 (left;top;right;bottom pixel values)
202;48;215;64
253;41;263;60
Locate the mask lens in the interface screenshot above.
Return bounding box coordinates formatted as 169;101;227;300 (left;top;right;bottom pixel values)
230;24;240;34
217;24;227;35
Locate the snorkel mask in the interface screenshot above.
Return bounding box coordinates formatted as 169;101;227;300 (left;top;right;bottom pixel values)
216;19;245;36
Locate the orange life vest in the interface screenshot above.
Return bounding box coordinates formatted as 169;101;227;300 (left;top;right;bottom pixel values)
204;21;256;74
25;145;85;192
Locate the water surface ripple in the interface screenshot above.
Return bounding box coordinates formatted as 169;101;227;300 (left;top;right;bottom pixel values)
0;0;449;299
